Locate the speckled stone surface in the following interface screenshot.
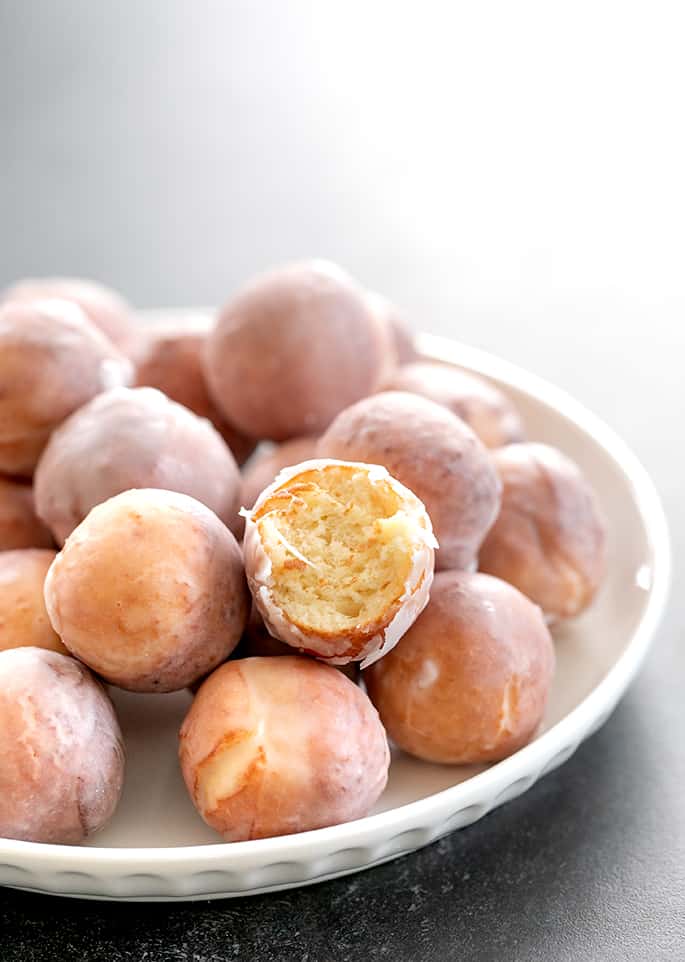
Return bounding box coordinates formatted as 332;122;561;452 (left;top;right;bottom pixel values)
2;3;684;959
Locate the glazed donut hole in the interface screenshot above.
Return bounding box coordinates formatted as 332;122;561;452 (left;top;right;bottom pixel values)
385;362;525;449
34;386;242;543
44;488;249;692
255;468;415;629
0;299;133;476
179;656;389;841
0;548;66;654
3;276;137;355
134;317;256;465
0;476;53;550
204;260;393;441
364;571;555;765
0;647;124;843
243;459;436;666
478;443;608;622
240;436;320;512
317;391;502;571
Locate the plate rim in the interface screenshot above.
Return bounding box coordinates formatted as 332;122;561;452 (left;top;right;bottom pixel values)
0;330;671;890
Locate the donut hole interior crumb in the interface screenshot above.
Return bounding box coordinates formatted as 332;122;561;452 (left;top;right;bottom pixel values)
253;464;416;633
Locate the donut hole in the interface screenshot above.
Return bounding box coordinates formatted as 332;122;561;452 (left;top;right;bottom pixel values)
252;463;416;633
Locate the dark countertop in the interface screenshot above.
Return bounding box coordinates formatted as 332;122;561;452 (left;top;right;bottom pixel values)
2;691;685;962
1;4;683;960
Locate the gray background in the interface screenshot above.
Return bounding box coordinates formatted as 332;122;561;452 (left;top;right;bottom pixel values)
1;3;683;960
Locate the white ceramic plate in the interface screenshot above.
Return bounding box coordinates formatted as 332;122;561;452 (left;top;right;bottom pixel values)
0;330;670;901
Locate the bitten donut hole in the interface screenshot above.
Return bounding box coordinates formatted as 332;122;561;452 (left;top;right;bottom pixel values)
252;464;415;633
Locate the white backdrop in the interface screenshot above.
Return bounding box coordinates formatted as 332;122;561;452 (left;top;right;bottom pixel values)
1;1;683;480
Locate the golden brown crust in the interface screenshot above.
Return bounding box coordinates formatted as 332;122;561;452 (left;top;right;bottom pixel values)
478;443;607;621
317;391;502;570
205;261;393;440
179;657;388;840
240;436;320;511
364;570;555;764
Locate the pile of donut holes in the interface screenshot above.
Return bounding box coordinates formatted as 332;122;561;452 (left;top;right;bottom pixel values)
0;261;607;846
